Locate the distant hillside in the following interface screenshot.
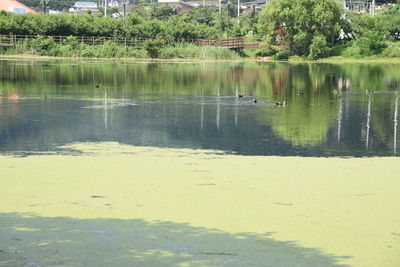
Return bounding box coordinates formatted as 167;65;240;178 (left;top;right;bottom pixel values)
19;0;76;11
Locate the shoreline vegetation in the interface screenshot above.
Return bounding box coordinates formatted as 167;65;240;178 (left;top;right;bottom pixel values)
1;53;400;64
1;0;399;61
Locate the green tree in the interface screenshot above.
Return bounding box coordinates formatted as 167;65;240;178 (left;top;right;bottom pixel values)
343;13;389;56
257;0;343;57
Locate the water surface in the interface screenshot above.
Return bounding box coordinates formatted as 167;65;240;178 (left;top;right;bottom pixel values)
1;59;399;157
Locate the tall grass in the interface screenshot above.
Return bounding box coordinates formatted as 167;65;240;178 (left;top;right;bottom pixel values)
158;43;240;59
1;37;240;59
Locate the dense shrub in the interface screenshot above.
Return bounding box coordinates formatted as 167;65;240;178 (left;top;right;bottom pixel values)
342;33;388;57
144;39;165;58
198;47;239;59
330;43;350;56
308;35;331;59
272;50;290;60
383;43;400;57
159;43;198;58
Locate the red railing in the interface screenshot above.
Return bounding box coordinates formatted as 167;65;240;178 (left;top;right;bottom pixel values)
0;34;261;49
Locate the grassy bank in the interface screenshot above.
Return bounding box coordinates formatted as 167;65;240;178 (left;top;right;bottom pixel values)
0;142;399;267
316;56;400;64
284;56;400;64
2;53;400;64
0;37;240;60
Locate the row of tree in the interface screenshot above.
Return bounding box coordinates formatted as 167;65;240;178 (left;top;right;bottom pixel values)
0;5;257;39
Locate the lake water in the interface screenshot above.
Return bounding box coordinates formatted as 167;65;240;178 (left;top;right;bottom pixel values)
1;58;400;267
1;59;400;157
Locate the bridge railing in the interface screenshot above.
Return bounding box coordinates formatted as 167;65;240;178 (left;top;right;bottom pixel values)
0;35;261;49
196;36;260;48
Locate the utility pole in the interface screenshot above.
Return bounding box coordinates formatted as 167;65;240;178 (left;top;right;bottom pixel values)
237;0;240;17
219;0;221;14
371;0;375;16
104;0;107;17
40;0;49;14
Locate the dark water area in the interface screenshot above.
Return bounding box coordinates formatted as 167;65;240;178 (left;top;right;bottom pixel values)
0;59;399;157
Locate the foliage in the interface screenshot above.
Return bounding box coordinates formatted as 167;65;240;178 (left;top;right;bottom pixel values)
383;42;400;57
144;39;165;58
330;42;350;56
197;47;239;59
308;35;331;59
0;8;222;40
257;37;280;56
342;34;387;57
158;43;199;58
341;14;388;57
4;1;400;60
272;50;290;60
157;42;239;59
258;0;343;57
378;3;400;40
2;36;148;58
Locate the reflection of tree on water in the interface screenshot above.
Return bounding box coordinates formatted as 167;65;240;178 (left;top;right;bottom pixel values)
0;60;400;156
258;64;338;148
369;94;400;155
337;96;343;144
217;86;221;130
104;90;108;130
365;94;371;150
265;95;336;147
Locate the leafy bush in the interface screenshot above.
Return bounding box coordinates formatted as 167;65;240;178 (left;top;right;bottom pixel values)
331;42;350;56
343;34;387;57
125;48;148;58
308;35;331;59
256;47;278;57
256;37;280;56
383;43;400;57
29;36;56;55
144;39;165;58
272;50;290;60
198;47;239;59
79;46;97;58
62;36;81;50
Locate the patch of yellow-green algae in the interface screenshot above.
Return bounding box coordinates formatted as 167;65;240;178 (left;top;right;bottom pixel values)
0;142;399;267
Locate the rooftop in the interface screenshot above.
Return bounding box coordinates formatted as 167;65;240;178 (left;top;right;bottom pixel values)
0;0;37;14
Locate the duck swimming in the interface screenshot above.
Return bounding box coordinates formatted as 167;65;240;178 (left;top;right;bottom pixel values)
95;84;102;88
238;93;244;98
366;89;374;94
252;98;257;103
276;101;287;106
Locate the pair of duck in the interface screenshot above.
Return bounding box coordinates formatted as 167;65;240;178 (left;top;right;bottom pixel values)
238;93;286;106
238;93;257;103
333;89;375;95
